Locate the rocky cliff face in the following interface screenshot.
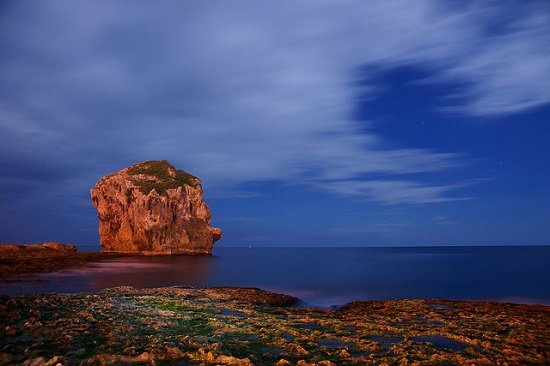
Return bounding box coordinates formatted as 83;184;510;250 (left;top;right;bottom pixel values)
90;160;222;254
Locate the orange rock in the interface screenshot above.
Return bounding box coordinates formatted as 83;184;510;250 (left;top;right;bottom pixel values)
275;360;292;366
90;160;222;254
41;242;77;252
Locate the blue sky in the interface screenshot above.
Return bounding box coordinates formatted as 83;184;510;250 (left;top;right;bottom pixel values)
1;1;549;247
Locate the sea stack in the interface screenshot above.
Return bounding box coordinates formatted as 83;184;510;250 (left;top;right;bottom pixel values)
90;160;222;254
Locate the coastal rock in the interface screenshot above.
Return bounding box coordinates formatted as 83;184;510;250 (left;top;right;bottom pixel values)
41;242;77;252
90;160;222;254
103;286;300;307
0;242;76;253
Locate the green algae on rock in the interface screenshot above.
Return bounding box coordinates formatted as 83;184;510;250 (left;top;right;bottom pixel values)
1;286;548;365
127;160;200;195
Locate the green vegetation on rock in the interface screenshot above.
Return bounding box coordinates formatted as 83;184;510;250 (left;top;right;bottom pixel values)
1;287;549;365
127;160;199;195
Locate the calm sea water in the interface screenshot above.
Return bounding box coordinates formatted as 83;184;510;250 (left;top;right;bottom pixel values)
2;246;549;307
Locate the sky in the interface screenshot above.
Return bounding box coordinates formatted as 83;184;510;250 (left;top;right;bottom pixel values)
1;0;550;247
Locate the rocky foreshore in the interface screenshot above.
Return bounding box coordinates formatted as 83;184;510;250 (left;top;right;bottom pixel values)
1;286;548;365
0;243;126;281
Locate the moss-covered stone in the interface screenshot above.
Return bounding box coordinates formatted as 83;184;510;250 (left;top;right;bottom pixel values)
127;160;199;195
1;287;548;365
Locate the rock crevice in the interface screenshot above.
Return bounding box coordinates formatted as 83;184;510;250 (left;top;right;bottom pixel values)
91;160;221;254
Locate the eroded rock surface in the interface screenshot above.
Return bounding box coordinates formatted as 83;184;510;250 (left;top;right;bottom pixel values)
90;160;221;254
1;289;548;365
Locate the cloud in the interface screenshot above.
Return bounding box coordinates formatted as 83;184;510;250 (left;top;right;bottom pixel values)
436;2;550;116
433;216;460;225
0;0;548;207
318;180;473;205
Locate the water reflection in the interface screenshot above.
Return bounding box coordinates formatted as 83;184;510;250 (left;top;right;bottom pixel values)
0;255;215;295
1;246;549;307
90;255;214;289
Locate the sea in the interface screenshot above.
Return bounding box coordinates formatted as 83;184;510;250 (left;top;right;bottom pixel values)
2;246;549;308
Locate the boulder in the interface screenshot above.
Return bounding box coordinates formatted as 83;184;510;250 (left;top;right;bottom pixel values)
41;242;77;252
90;160;222;254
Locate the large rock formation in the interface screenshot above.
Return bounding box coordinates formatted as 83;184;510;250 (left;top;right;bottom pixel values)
90;160;222;254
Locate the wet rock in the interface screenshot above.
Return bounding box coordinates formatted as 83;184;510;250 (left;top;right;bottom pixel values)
205;287;298;306
432;304;458;311
1;291;548;365
22;356;65;366
275;359;292;366
316;339;356;350
216;354;253;365
23;358;47;366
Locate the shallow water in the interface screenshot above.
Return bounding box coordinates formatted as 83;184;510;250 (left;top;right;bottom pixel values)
317;339;356;349
369;336;404;349
411;335;470;351
1;246;549;307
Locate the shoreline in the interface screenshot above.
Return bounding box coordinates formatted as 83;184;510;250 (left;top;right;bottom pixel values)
1;285;549;365
1;246;549;364
2;245;549;307
0;245;129;282
0;243;212;283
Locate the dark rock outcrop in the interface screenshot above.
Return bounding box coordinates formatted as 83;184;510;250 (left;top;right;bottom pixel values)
90;160;222;254
0;244;123;279
0;242;77;253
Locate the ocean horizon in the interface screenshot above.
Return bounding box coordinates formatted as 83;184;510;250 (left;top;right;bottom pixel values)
2;246;549;307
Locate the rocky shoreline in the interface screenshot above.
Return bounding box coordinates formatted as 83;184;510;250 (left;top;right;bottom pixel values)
0;243;127;282
0;243;221;283
1;286;549;365
1;246;549;365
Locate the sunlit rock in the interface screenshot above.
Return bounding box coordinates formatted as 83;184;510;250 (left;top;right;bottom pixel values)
90;160;222;254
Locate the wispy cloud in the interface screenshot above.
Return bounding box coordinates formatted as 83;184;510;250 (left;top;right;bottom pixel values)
433;216;460;225
0;0;548;206
318;180;474;205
